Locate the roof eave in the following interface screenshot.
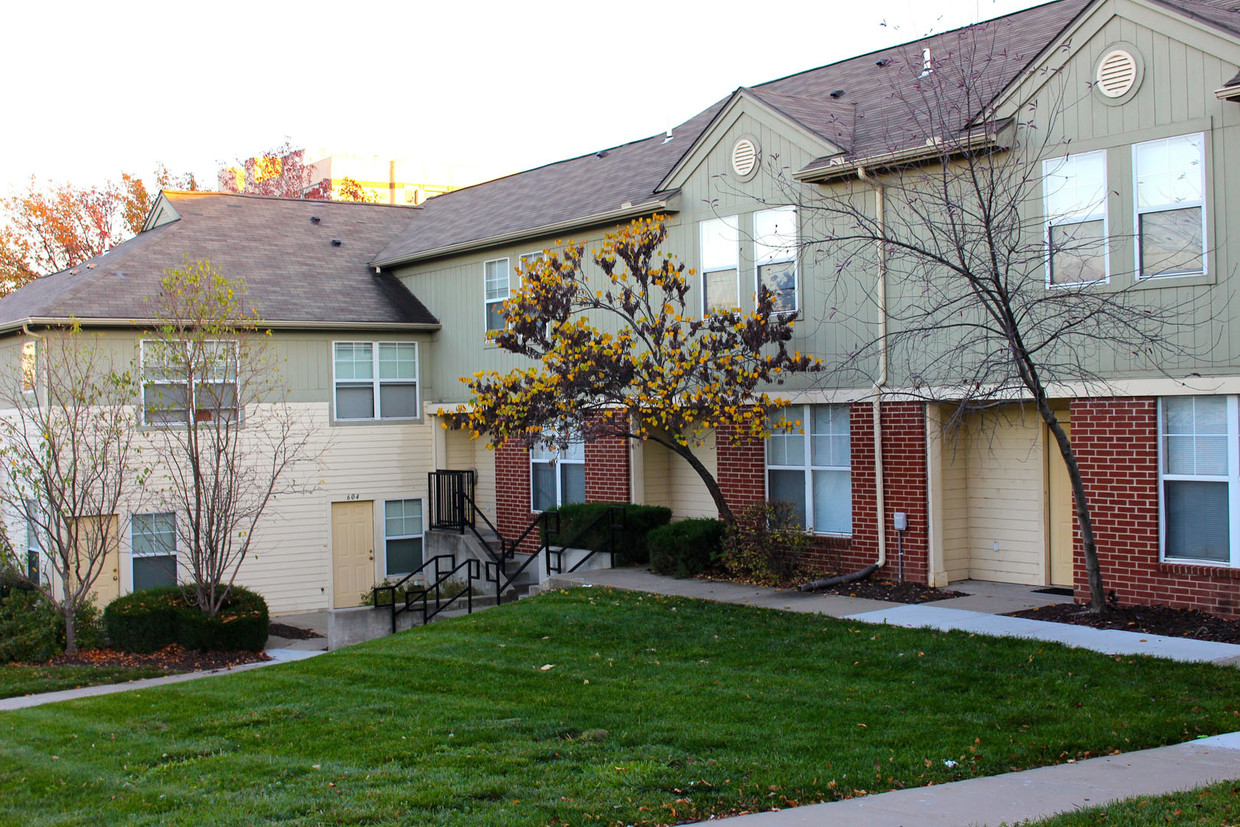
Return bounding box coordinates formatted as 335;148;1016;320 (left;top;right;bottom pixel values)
371;196;681;269
795;129;1008;183
0;317;441;337
1215;85;1240;101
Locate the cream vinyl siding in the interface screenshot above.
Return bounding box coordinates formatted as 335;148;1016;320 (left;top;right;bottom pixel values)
640;435;717;519
441;427;496;521
959;410;1048;584
939;433;972;583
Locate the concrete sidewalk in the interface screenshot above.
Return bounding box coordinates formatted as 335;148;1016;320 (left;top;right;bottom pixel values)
541;567;1240;825
713;733;1240;825
0;612;329;712
545;568;1240;664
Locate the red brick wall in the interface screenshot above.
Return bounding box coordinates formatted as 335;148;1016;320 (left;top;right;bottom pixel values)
1071;397;1240;618
494;427;631;554
848;401;929;584
585;431;631;503
716;423;765;516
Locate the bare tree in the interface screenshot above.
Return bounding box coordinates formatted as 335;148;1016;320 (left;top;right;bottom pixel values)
763;24;1203;612
144;259;323;616
0;327;146;652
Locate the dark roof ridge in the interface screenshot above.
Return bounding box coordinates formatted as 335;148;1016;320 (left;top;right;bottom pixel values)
749;0;1074;93
162;189;423;211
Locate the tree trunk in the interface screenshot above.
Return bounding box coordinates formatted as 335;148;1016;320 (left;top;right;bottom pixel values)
661;439;736;526
1035;400;1106;614
62;604;78;655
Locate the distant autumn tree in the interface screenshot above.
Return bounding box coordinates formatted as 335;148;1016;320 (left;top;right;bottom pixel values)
336;176;382;203
458;215;821;525
0;166;200;295
217;141;328;200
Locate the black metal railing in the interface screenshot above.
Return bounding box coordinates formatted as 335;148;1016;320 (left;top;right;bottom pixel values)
404;557;481;626
372;554;457;633
546;506;628;575
429;470;476;531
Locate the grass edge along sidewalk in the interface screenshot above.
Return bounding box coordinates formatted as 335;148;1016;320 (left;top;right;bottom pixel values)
3;588;1240;826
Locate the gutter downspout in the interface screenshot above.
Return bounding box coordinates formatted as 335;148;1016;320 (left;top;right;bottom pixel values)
800;166;889;591
858;165;888;573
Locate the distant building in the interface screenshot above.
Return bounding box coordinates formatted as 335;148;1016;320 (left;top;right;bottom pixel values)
218;149;478;204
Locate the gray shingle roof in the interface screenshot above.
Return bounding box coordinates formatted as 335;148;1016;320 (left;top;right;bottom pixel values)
0;191;438;331
375;0;1102;265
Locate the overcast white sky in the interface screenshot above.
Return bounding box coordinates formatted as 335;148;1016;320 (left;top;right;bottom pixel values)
0;0;1050;196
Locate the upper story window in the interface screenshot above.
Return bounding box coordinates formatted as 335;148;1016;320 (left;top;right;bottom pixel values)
1159;395;1236;565
1135;133;1205;278
766;404;851;535
699;216;739;315
754;206;798;314
484;258;510;334
1043;150;1108;285
531;438;585;512
333;341;419;421
141;340;239;427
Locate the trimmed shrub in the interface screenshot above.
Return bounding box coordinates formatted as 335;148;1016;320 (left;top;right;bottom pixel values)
648;518;726;578
103;587;184;653
104;585;269;653
0;589;60;663
543;503;672;564
177;587;269;652
720;502;811;584
0;585;106;663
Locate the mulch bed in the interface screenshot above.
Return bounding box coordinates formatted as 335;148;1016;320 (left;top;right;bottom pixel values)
268;622;323;640
808;578;966;604
1009;602;1240;644
46;644;270;673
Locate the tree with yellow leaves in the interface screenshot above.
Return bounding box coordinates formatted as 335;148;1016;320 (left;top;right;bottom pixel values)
458;215;820;525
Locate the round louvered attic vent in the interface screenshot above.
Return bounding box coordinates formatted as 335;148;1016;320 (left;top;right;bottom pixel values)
1097;48;1138;98
731;138;758;178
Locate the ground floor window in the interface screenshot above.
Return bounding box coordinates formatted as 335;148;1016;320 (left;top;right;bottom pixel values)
131;512;178;590
531;438;585;512
24;504;40;582
384;499;424;576
1159;395;1238;565
766;404;851;535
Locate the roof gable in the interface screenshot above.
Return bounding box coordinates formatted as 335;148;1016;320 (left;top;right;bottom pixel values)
657;89;851;192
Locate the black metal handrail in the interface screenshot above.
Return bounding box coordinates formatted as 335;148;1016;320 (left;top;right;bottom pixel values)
546;506;628;575
404;557;481;625
372;554;457;633
429;470;476;531
456;490;509;562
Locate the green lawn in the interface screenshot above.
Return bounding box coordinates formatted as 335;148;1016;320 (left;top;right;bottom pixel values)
2;588;1239;826
0;663;170;700
1027;780;1240;824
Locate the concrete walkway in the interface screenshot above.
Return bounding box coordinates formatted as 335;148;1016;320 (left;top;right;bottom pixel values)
0;612;329;712
541;568;1240;824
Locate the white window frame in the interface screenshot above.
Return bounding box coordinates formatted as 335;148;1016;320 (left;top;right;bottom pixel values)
383;498;425;577
1158;395;1240;567
332;341;420;422
140;339;240;427
484;257;511;334
24;500;42;583
700;216;740;315
530;437;585;513
1133;132;1207;280
753;206;799;315
766;404;852;536
20;340;37;397
1042;150;1109;287
130;512;179;590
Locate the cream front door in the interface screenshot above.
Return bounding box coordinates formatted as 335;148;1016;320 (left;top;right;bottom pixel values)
332;501;375;609
1047;421;1074;588
74;515;120;607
